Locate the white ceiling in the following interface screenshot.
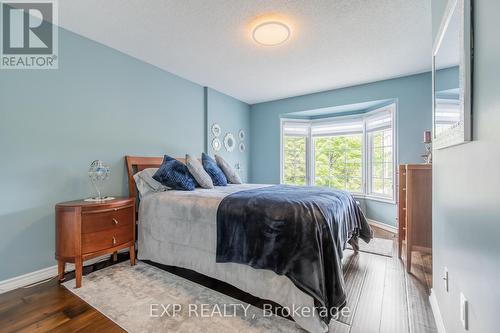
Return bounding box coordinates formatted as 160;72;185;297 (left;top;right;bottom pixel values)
58;0;432;104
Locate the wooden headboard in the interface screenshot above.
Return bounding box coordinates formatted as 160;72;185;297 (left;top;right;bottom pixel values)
125;155;186;198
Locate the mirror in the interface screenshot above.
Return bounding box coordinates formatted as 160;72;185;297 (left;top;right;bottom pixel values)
212;138;221;151
211;123;221;137
224;133;235;152
432;0;472;149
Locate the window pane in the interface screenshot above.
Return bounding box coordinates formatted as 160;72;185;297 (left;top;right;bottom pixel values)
383;179;393;196
283;136;307;185
370;128;393;198
372;178;384;194
384;146;393;163
346;177;362;192
384;162;393;178
314;134;362;192
372;132;383;148
383;130;392;146
372;162;384;178
346;162;362;178
372;147;384;163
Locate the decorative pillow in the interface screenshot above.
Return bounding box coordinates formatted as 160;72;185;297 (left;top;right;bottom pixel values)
186;154;214;189
133;168;169;197
153;155;197;191
202;153;227;186
215;155;242;184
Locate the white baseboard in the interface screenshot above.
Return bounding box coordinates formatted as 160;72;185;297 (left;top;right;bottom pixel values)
0;265;58;294
367;218;397;233
0;249;129;294
429;289;447;333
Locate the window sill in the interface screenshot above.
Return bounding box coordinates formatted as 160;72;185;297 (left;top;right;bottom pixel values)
353;194;396;205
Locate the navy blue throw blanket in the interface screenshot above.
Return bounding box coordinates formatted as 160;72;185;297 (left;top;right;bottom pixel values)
216;185;372;324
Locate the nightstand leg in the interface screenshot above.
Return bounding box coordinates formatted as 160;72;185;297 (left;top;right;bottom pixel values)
112;251;118;262
75;257;82;288
129;245;136;266
57;260;65;282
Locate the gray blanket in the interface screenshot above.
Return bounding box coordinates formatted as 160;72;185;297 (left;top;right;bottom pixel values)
216;185;373;324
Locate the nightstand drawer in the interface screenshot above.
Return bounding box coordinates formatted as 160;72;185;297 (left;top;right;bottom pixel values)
82;226;133;254
82;206;134;234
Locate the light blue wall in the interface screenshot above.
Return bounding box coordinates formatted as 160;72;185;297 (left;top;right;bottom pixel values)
363;199;397;225
206;88;250;182
250;73;433;226
432;1;500;332
0;28;249;280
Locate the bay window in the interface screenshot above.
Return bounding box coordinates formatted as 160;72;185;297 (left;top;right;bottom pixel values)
281;104;396;201
281;122;309;186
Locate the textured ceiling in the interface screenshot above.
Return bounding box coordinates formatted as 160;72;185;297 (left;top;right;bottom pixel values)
58;0;432;104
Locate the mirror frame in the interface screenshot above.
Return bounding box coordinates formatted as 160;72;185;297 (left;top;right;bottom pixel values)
432;0;472;149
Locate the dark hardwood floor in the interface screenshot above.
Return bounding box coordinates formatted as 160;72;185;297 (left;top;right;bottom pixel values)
0;226;436;333
0;259;127;333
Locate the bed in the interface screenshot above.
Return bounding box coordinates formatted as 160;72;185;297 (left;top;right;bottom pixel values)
125;156;372;333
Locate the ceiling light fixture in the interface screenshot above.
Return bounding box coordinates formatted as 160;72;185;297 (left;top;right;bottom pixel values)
252;21;291;46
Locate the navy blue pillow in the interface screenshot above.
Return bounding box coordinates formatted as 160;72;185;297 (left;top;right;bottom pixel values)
202;153;227;186
153;155;197;191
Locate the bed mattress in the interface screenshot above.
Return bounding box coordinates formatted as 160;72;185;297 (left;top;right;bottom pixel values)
137;184;328;333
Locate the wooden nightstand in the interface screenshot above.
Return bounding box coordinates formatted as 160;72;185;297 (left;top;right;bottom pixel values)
55;197;136;288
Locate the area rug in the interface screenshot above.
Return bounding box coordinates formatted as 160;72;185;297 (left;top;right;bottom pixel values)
347;237;394;257
63;262;306;332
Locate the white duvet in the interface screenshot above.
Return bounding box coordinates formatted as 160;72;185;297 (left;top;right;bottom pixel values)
137;184;329;333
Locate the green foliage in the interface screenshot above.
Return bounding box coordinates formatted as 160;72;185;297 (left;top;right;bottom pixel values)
314;135;362;191
283;136;307;185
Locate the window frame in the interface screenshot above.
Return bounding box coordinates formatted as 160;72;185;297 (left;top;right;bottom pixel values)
280;104;397;203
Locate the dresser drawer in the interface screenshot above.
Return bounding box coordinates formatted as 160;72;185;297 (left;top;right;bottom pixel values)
82;206;134;233
82;226;133;254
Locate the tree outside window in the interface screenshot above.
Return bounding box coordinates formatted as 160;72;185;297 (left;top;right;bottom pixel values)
283;136;307;185
314;135;362;192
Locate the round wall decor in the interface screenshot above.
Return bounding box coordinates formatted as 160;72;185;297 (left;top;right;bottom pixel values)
211;123;221;137
238;129;245;141
239;142;246;152
224;133;236;152
212;138;221;151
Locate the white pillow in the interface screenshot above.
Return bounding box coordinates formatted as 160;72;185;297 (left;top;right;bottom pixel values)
215;155;242;184
133;168;169;197
186;154;214;189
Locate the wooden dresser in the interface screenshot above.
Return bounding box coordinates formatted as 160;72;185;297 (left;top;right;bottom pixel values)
55;197;136;288
398;164;432;273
